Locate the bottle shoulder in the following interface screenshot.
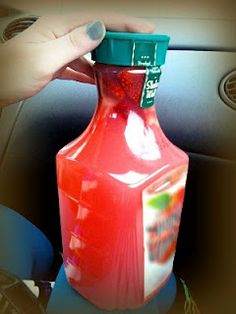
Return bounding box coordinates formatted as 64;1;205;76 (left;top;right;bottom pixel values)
56;107;188;175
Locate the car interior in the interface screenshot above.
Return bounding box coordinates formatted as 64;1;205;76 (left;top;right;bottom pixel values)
0;1;236;313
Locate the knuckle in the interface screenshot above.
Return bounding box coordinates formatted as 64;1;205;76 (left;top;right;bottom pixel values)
68;32;81;50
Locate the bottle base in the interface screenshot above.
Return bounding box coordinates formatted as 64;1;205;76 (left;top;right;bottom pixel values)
47;265;176;314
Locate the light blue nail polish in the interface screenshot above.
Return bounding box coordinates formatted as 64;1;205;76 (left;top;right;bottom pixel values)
86;21;105;40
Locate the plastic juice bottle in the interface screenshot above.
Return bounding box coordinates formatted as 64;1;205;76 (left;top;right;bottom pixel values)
56;32;189;310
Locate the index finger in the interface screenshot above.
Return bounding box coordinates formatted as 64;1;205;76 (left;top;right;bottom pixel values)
26;11;155;40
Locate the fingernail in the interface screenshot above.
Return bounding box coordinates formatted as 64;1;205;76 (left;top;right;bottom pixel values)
86;21;105;40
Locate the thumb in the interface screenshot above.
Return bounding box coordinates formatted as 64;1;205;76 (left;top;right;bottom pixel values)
40;21;105;75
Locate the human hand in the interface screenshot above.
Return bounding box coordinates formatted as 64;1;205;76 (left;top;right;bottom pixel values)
0;12;154;106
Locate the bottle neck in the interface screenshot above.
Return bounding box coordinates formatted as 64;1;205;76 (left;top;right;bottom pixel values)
93;63;159;125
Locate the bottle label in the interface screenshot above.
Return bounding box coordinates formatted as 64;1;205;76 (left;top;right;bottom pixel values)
131;41;161;108
132;42;158;66
140;67;161;108
142;165;188;298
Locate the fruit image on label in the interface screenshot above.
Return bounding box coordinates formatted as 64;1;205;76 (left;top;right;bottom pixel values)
143;165;187;298
118;70;145;103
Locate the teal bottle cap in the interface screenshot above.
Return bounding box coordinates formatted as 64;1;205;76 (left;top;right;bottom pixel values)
91;31;170;66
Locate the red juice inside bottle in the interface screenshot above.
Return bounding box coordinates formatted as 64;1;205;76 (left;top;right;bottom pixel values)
56;32;188;310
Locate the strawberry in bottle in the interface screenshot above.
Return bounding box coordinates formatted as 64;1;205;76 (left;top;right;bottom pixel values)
56;32;189;310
